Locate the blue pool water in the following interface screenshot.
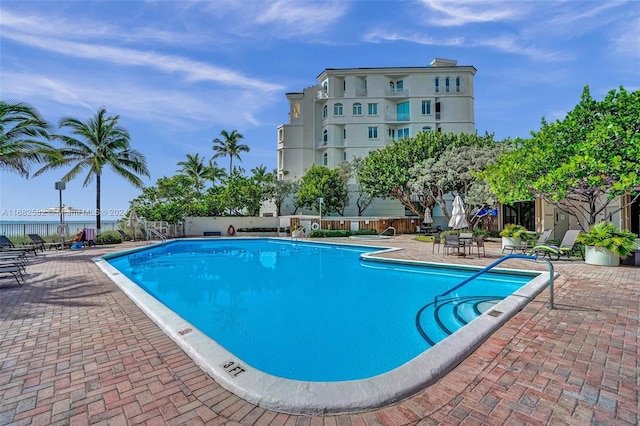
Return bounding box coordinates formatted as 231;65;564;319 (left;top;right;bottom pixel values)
106;239;534;382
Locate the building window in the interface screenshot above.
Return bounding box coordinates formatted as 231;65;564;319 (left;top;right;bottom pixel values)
323;152;328;166
278;128;284;142
334;103;343;116
397;101;410;121
398;128;409;139
322;80;328;96
323;129;328;145
368;126;378;139
396;80;403;91
435;77;440;93
367;103;378;115
422;126;432;132
323;105;327;118
353;102;362;115
456;77;461;93
445;77;450;93
343;151;347;161
421;100;431;115
388;128;395;139
343;128;347;140
293;103;300;118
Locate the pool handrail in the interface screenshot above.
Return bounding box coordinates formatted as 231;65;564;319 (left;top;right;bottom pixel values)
436;254;555;309
380;226;396;238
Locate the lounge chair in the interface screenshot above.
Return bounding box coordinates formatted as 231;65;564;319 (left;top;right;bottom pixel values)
0;236;39;256
529;230;582;260
0;263;25;286
503;229;553;254
28;234;63;251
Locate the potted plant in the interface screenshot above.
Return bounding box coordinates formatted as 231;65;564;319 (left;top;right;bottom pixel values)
576;222;637;266
499;224;529;249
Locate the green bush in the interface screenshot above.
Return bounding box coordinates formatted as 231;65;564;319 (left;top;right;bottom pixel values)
309;229;377;238
95;231;122;245
236;227;279;233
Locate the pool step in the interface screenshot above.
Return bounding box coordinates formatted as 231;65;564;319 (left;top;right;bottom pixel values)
416;296;502;346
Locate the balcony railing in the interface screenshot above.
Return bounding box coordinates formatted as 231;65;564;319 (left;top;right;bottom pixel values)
384;89;409;97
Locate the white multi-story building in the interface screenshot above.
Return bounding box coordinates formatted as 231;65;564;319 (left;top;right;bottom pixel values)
276;58;477;217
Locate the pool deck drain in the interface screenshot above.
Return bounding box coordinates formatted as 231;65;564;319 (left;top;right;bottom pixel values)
0;236;638;424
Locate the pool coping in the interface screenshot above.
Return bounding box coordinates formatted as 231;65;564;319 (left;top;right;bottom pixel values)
94;238;553;415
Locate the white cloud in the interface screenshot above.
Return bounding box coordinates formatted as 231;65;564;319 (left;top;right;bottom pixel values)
418;0;526;26
3;31;282;93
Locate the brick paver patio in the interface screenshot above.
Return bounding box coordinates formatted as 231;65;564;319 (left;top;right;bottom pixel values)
0;236;638;425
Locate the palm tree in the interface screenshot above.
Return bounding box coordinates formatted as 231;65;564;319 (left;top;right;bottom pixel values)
0;100;59;177
34;107;150;234
211;130;249;174
176;153;208;194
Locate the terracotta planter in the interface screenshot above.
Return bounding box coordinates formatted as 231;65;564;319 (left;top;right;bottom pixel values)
584;246;620;266
501;237;521;250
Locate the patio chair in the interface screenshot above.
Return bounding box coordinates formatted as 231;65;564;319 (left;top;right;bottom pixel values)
432;232;441;254
443;235;464;256
28;234;63;251
472;234;486;257
528;230;582;261
503;229;553;254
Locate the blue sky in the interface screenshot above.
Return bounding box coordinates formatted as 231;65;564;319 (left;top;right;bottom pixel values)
1;0;638;221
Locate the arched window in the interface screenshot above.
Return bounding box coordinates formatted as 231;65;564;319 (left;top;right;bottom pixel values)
323;129;328;145
353;102;362;115
456;77;461;92
435;77;440;93
334;103;343;116
323;152;328;166
445;77;450;93
323;105;327;118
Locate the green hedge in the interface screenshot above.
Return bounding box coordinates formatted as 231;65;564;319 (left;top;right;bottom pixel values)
309;229;377;238
95;231;122;245
236;227;279;233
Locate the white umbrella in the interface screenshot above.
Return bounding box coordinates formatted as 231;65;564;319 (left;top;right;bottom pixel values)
448;195;469;229
423;207;433;224
127;207;139;240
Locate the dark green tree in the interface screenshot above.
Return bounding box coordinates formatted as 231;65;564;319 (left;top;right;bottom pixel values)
483;86;640;230
297;165;348;215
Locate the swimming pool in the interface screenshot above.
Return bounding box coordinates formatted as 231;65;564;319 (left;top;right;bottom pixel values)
96;238;551;414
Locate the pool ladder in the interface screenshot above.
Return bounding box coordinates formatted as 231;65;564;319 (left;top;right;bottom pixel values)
436;253;556;309
380;226;396;238
416;254;557;346
147;228;167;244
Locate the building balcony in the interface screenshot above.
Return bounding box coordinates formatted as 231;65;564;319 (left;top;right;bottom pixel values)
385;114;411;122
384;89;409;97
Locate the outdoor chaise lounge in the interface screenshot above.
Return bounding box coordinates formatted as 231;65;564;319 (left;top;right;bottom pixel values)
28;234;63;251
503;229;553;254
0;263;25;286
0;236;39;256
528;229;582;260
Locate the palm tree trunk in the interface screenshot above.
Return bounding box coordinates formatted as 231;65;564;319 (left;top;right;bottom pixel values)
96;173;101;235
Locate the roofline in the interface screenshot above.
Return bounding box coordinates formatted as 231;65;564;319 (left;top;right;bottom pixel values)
316;65;477;80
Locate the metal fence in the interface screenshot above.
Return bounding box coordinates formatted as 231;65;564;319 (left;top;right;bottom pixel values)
0;221;120;238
